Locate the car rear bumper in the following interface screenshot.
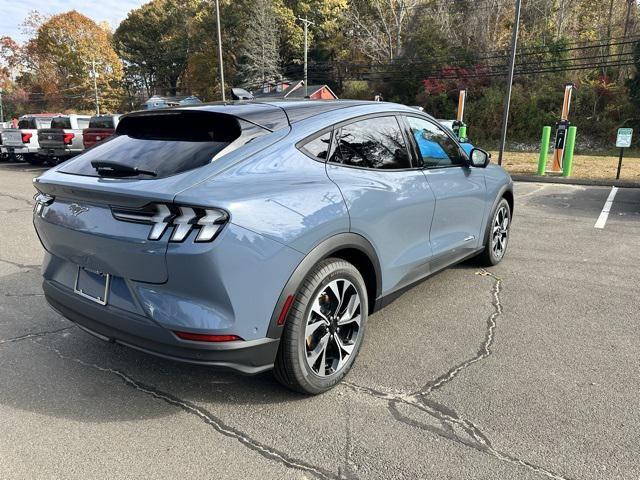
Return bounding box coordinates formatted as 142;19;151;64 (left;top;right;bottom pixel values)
43;279;280;374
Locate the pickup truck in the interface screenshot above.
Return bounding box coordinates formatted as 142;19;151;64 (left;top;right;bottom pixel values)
0;115;59;164
0;128;25;162
82;114;121;149
38;114;91;165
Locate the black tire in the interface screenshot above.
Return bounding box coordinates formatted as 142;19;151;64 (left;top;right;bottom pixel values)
24;154;44;166
477;197;511;266
274;258;368;395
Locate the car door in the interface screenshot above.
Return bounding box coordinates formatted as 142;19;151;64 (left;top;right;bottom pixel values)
403;115;487;268
325;114;436;295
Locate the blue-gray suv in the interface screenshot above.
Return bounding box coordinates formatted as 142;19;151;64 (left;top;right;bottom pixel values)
33;101;513;394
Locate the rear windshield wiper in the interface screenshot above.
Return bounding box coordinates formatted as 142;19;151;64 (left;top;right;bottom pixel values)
91;160;157;177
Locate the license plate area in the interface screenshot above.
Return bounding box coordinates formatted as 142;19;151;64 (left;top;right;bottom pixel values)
73;266;111;305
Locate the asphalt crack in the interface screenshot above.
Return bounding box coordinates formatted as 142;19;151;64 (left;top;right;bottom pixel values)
0;326;74;345
344;269;573;480
0;193;34;207
0;258;40;271
34;339;338;480
338;392;359;480
414;269;502;397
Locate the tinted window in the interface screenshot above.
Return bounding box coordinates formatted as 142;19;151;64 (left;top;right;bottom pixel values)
78;118;90;129
51;117;71;129
89;116;115;129
59;111;261;179
406;116;465;168
301;132;331;159
18;118;36;129
330;116;411;170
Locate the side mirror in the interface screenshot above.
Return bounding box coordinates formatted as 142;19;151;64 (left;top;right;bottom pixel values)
469;148;491;168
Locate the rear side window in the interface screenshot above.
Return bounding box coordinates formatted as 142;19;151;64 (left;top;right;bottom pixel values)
51;117;71;129
329;116;411;170
78;118;90;129
300;131;331;160
60;111;263;179
89;116;115;129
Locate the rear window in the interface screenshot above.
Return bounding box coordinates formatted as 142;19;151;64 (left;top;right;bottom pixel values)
60;110;263;179
89;116;115;129
19;117;54;129
51;117;71;129
78;118;90;129
18;118;36;129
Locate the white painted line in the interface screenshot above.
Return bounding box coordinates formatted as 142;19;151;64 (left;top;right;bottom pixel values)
594;187;618;229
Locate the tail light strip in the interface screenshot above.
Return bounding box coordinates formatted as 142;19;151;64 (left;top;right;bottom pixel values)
112;203;228;243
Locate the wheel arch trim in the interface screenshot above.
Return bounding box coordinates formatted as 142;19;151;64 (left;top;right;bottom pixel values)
266;233;382;339
481;184;514;247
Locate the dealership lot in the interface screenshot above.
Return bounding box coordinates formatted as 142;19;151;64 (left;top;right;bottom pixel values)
0;162;638;480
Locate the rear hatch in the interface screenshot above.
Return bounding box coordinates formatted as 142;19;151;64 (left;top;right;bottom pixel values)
33;107;286;284
1;129;24;147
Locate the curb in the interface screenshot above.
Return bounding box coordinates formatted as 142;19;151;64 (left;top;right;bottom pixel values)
511;174;640;189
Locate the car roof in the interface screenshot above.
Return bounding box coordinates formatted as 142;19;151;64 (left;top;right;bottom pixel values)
127;100;400;132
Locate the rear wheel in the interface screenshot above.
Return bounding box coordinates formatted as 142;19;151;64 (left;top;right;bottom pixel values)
274;258;368;395
477;197;511;266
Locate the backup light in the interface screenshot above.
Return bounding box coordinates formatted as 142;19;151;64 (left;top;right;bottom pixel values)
112;203;228;243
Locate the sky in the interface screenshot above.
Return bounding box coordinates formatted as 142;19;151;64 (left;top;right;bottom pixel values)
0;0;149;43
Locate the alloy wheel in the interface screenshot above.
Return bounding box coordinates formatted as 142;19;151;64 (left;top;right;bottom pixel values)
305;279;362;377
491;205;510;260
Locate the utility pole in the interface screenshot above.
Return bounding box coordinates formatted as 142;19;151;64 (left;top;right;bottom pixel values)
619;0;634;80
215;0;226;102
498;0;522;166
297;16;315;97
91;59;100;115
0;90;4;124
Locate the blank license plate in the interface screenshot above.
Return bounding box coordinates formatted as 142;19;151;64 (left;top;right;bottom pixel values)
73;267;111;305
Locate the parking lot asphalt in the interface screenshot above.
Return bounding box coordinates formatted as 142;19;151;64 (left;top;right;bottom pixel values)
1;162;638;480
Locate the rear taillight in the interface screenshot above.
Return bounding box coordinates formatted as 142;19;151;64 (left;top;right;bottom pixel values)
173;331;243;342
22;132;33;143
112;203;228;243
63;133;75;145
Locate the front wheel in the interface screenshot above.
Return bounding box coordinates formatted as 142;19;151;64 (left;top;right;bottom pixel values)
274;258;368;395
477;197;511;266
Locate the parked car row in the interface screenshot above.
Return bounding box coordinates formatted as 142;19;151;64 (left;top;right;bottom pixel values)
0;114;120;165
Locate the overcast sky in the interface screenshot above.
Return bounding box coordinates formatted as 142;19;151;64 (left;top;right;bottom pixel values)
0;0;149;43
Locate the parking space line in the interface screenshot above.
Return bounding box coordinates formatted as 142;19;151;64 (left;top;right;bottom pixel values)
594;187;618;229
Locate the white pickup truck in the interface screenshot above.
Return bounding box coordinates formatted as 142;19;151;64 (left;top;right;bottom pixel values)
0;115;59;164
37;114;91;165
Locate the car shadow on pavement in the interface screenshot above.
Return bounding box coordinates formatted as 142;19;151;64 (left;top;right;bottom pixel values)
0;269;317;425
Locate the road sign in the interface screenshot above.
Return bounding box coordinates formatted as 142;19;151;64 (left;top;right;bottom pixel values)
616;128;633;148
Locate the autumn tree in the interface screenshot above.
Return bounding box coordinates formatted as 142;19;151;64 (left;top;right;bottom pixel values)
114;0;203;97
29;11;123;112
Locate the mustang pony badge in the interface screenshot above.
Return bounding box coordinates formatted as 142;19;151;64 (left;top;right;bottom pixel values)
68;203;89;217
